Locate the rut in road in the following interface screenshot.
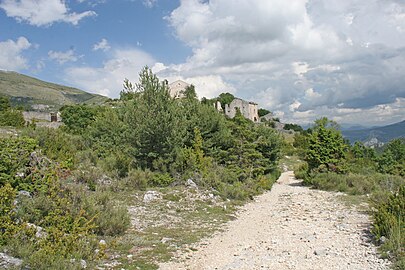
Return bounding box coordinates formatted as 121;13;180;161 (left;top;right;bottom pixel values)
159;171;390;270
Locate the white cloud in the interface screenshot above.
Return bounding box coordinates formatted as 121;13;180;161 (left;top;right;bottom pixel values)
0;37;31;71
65;48;155;97
0;0;96;26
165;0;405;126
93;38;111;52
143;0;157;8
48;49;81;64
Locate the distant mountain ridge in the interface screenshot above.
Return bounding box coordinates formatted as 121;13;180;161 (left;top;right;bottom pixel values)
342;120;405;146
0;70;108;111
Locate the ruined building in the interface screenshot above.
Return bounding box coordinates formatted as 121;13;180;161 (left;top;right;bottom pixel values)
168;80;190;98
216;98;259;123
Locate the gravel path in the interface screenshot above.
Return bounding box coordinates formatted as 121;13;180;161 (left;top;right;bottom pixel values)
159;171;390;270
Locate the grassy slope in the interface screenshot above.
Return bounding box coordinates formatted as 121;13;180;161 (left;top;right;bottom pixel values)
0;70;108;109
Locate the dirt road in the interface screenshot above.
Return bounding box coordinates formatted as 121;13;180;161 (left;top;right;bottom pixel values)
159;171;390;270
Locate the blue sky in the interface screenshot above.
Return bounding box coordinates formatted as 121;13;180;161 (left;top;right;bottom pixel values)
1;0;404;126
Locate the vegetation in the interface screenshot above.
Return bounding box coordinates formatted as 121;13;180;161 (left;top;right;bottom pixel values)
0;70;107;111
0;67;282;268
293;117;405;268
283;123;303;132
258;108;271;117
0;96;25;127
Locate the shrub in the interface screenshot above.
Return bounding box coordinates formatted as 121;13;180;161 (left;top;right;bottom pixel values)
0;109;25;127
122;168;152;190
149;173;174;187
372;186;404;267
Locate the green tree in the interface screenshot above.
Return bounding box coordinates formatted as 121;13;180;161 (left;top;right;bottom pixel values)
305;117;347;173
258;108;271;117
182;84;198;100
0;96;25;127
283;123;303;132
60;105;99;134
123;67;186;169
0;109;25;127
216;92;235;110
377;139;405;176
0;96;11;111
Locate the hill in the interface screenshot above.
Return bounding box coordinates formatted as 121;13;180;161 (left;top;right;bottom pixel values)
0;70;108;111
342;120;405;146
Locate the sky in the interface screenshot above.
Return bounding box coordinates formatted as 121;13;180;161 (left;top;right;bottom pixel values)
1;0;404;127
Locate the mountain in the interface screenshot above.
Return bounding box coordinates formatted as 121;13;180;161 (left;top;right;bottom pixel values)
342;120;405;146
0;70;108;111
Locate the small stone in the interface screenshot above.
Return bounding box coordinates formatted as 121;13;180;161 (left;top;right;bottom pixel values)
186;178;198;189
314;249;328;256
379;236;387;244
143;190;162;203
80;259;87;269
161;237;173;244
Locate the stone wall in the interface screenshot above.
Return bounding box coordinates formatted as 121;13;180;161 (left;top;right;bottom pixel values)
23;111;61;123
224;98;259;122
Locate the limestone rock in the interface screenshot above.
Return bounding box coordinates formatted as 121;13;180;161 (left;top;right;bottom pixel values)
186;178;198;189
0;253;23;269
143;191;162;203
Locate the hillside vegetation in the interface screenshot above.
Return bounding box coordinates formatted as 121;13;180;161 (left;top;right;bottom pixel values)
0;67;282;269
0;70;107;110
292;118;405;269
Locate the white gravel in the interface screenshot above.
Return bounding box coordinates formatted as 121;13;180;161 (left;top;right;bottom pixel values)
159;171;390;270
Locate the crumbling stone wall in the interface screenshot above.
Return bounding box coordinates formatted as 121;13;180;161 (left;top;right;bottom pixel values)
224;98;259;122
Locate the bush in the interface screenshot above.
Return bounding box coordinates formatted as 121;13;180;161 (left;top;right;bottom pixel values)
122;168;152;190
149;173;174;187
0;109;25;127
372;186;404;267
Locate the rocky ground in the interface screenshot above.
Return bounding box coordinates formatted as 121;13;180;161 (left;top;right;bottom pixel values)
159;171;390;270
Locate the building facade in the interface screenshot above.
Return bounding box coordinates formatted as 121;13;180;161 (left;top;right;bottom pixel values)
223;98;259;123
168;80;190;98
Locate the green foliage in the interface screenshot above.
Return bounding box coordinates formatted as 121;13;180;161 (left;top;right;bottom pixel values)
258;108;271;117
283;123;303;132
305;117;347;173
60;104;99;134
182;84;198;100
124;67;186;169
0;95;11;111
0;109;26;127
21;127;84;168
150;173;174;187
0;136;131;268
0;137;37;187
377;139;405;176
217;92;235;108
0;96;25;127
372;186;404;266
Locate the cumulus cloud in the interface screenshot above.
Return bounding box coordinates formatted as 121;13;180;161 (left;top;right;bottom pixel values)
0;0;96;26
48;49;81;64
164;0;405;125
93;38;111;52
0;37;31;71
65;48;155;97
